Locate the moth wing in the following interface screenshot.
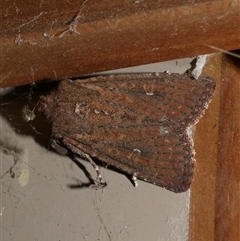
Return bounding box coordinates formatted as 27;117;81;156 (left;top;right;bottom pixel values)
73;73;215;128
63;125;194;193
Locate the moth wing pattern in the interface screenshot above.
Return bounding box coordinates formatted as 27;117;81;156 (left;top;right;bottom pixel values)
39;73;215;193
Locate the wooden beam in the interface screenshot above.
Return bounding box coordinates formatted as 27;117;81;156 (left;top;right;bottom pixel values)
1;0;240;87
189;52;240;241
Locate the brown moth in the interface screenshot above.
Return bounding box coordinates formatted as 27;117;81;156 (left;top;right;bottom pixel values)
38;73;215;193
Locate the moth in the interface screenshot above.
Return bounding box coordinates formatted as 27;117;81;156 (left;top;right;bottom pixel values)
38;73;215;193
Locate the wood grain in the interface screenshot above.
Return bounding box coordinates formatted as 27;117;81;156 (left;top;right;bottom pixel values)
1;0;240;87
189;53;240;241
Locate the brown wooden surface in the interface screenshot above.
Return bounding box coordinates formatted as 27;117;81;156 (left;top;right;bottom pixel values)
214;53;240;241
1;0;240;88
189;53;240;241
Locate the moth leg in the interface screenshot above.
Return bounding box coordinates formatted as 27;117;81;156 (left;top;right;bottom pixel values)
62;139;106;186
50;139;68;156
89;182;107;190
84;154;105;184
132;172;138;187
